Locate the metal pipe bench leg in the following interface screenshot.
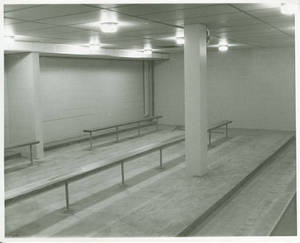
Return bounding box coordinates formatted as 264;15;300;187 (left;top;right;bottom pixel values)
29;144;33;165
208;131;212;146
121;161;125;184
65;182;70;210
225;124;229;138
156;119;159;131
116;126;119;142
159;148;163;169
89;132;93;150
138;122;141;136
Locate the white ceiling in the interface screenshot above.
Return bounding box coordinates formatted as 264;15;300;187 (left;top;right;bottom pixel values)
3;3;295;53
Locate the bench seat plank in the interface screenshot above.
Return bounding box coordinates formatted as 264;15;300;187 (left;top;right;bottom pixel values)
84;116;162;133
208;120;232;131
5;141;40;150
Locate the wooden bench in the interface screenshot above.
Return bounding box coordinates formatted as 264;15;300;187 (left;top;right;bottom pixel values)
5;120;231;209
5;141;40;165
83;115;163;149
207;120;232;146
5;135;184;210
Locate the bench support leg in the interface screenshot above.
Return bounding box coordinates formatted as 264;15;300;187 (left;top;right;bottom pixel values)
116;126;119;142
156;119;159;131
121;161;125;185
138;122;141;136
208;131;212;146
89;132;93;150
159;148;163;169
225;124;229;138
65;182;70;210
29;144;33;165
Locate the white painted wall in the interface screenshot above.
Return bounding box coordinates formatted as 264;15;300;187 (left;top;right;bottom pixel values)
4;47;295;149
5;54;34;146
39;56;144;143
154;55;185;126
154;47;295;131
4;53;44;157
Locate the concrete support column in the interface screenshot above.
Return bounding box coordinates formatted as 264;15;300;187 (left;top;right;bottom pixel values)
5;52;44;159
143;61;154;116
150;61;155;116
184;24;208;176
31;53;44;158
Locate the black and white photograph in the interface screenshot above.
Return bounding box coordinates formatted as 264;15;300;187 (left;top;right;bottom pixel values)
1;0;299;240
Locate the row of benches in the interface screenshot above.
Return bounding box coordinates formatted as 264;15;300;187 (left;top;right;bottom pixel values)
208;120;232;146
83;115;163;149
6;135;185;209
5;141;40;165
4;118;232;166
4;116;163;166
5;119;232;211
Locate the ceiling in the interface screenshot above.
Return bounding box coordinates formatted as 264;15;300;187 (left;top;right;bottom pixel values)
3;3;295;53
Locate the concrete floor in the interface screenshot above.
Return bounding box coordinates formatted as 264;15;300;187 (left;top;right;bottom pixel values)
5;126;295;237
271;194;297;236
190;140;296;236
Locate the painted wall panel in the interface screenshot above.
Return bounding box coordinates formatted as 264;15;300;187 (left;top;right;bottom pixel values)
154;55;185;126
154;47;295;131
4;53;44;158
5;53;37;145
39;56;144;143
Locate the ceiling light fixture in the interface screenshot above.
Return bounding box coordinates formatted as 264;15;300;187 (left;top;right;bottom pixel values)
280;3;294;15
144;48;152;55
176;36;185;45
100;21;118;33
218;44;228;52
5;35;15;44
89;35;101;50
89;44;100;51
143;43;152;55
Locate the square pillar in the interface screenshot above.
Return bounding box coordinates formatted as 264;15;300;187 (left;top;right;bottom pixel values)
5;52;44;159
143;61;154;117
31;52;44;158
184;24;208;176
